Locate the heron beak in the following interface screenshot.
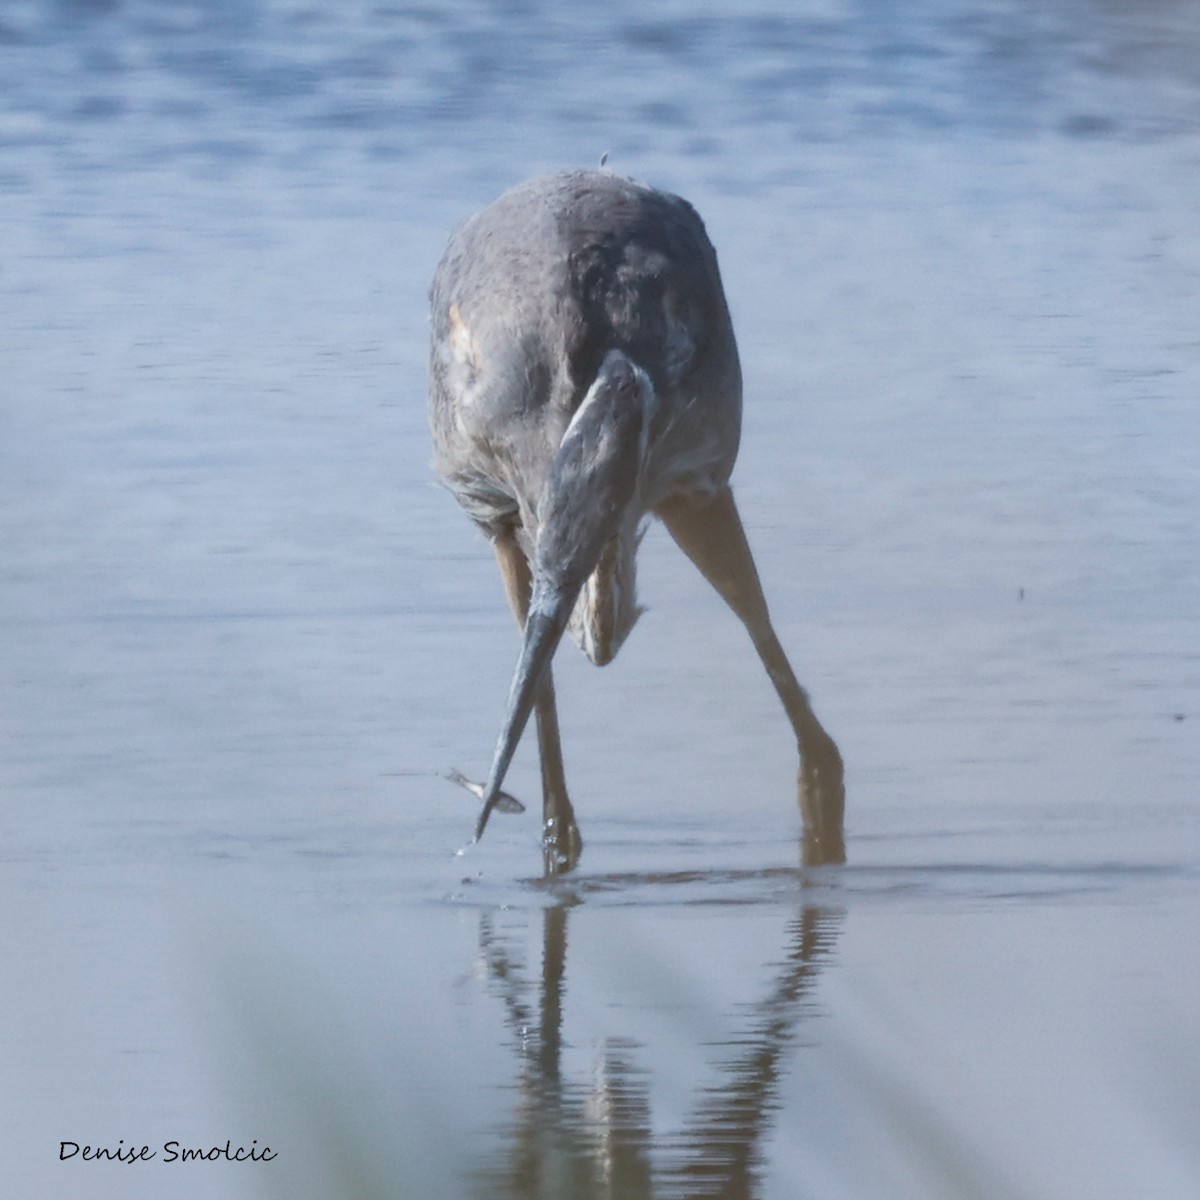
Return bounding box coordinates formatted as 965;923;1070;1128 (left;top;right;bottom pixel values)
473;350;652;844
473;583;575;841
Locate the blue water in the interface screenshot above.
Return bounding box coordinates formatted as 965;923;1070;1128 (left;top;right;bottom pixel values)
3;3;1200;1197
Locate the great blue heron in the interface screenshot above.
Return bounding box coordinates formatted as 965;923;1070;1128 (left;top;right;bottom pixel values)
428;170;844;872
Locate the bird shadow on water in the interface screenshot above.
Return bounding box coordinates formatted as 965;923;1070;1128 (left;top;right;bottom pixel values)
465;881;844;1200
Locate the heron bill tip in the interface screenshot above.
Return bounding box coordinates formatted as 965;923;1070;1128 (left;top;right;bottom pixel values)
471;595;573;843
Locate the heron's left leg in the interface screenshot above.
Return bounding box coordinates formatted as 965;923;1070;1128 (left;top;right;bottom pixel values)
493;532;582;874
657;488;845;865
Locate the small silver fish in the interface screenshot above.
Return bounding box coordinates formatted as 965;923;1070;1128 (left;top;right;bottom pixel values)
445;768;526;814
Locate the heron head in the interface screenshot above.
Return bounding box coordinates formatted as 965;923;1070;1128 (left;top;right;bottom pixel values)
474;351;655;839
567;525;645;666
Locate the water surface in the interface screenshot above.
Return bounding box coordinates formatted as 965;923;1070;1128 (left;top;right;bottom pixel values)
3;2;1199;1196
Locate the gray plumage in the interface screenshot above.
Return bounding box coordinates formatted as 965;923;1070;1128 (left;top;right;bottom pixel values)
428;170;844;873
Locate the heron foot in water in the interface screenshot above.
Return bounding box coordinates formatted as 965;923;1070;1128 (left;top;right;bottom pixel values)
542;814;582;876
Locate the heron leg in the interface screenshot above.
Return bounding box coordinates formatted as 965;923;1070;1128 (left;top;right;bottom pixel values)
493;532;583;874
657;487;845;865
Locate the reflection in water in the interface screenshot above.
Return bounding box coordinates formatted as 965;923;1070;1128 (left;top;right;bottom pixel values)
473;899;842;1199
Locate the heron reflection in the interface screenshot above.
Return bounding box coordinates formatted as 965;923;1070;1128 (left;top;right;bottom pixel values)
429;170;845;873
470;892;842;1199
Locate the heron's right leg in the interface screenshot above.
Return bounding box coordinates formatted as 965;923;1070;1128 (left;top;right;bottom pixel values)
494;532;582;874
657;487;845;865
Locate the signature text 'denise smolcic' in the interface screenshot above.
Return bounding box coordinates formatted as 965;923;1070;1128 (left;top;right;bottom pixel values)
59;1139;278;1164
